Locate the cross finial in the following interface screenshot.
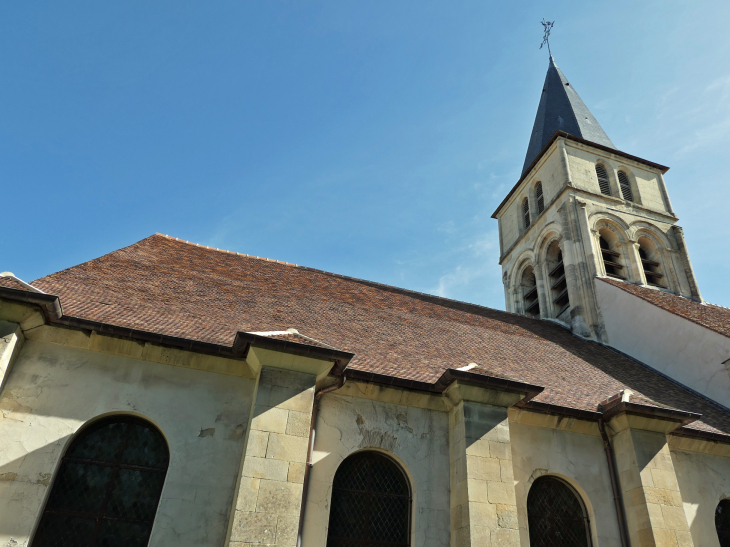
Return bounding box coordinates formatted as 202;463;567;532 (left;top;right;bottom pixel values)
540;19;555;57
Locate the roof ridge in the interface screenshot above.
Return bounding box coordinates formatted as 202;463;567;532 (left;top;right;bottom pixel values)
153;233;546;327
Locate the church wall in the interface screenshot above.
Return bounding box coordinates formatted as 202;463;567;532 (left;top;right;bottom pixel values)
670;447;730;547
0;339;255;547
301;392;451;547
596;280;730;409
508;418;622;547
564;141;669;215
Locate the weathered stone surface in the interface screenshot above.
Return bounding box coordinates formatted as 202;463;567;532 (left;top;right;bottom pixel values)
256;479;303;515
229;511;277;543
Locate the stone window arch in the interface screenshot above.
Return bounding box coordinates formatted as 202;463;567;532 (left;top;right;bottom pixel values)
637;236;665;287
617;170;634;202
527;475;593;547
598;227;626;280
521;265;540;317
545;240;569;319
327;451;411;547
522;197;531;229
32;416;169;547
716;499;730;546
595;164;611;196
535;182;545;214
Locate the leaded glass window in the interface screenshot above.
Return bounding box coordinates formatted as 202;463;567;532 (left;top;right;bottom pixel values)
32;416;169;547
327;451;411;547
716;499;730;546
527;476;592;547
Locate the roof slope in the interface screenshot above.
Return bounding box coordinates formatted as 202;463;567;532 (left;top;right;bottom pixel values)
599;277;730;339
29;234;730;435
522;57;615;174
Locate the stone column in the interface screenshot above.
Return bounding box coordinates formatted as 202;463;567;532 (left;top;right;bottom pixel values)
626;240;645;285
447;382;523;547
608;412;694;547
227;367;316;546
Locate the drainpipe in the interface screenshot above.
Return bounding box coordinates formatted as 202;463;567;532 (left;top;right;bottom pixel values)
598;418;630;547
297;374;347;547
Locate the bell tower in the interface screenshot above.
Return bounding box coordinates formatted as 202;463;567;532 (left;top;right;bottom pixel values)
492;56;701;341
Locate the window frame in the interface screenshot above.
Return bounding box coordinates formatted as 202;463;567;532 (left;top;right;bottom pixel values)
527;475;593;547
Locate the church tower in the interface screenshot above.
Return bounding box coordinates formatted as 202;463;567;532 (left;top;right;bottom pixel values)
493;56;702;341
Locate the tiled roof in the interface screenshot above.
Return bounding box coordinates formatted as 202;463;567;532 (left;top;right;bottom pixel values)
0;275;31;290
25;234;730;436
598;277;730;339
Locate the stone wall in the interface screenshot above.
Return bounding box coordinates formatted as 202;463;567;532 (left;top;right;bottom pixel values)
0;338;254;547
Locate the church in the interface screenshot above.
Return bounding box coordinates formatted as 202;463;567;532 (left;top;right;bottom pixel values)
2;55;730;547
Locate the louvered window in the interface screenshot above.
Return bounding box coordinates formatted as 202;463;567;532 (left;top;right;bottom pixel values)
523;267;540;317
639;244;664;287
536;182;545;214
716;499;730;547
527;476;592;547
327;451;411;547
618;171;633;201
31;417;169;547
595;165;611;196
548;246;570;317
600;236;625;279
523;198;531;229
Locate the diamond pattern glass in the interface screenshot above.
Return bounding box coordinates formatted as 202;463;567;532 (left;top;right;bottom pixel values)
31;417;169;547
527;476;592;547
717;500;730;547
327;452;410;547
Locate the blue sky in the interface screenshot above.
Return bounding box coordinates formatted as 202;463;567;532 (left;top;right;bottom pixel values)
3;1;730;310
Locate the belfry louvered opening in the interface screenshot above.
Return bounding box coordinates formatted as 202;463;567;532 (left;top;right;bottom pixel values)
523;197;531;229
327;451;411;547
638;237;664;287
522;266;540;317
536;182;545;214
618;171;634;201
31;416;169;547
547;241;569;318
599;233;625;280
527;476;592;547
595;165;611;196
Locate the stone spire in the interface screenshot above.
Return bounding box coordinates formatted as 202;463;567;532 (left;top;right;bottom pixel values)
522;56;615;175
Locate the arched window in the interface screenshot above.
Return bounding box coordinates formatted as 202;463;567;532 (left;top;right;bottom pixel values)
522;266;540;317
536;182;545;214
716;499;730;546
617;171;634;202
599;232;625;280
546;241;569;319
523;197;531;229
32;416;169;547
327;451;411;547
527;476;592;547
638;237;664;287
595;165;611;196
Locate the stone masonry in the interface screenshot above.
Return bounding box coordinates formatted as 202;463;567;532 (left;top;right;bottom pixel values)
228;368;316;546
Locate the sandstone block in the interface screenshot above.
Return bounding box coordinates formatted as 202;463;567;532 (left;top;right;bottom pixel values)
651;468;679;491
235;477;260;512
466;455;502;482
270;386;314;413
466;478;488;503
285;410;311;438
661;505;689;531
487;481;516;505
496;504;518;529
489;441;511;460
230;510;277;543
243;456;289;481
247;430;269;458
276;513;299;546
266;433;308;463
288;462;306;484
492;527;520;547
252;406;288;434
256;479;303;515
469;501;497;529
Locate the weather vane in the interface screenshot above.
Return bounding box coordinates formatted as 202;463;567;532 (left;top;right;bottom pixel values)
540;19;555;57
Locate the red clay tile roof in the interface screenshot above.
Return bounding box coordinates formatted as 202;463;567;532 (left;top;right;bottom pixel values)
0;275;32;291
598;277;730;339
27;234;730;436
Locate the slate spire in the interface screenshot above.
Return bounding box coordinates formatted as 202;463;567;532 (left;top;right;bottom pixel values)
522;56;615;175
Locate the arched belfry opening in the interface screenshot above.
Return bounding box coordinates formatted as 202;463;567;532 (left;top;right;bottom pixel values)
637;236;664;287
326;451;411;547
31;416;169;547
527;476;592;547
598;228;625;280
546;241;569;319
521;265;540;317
